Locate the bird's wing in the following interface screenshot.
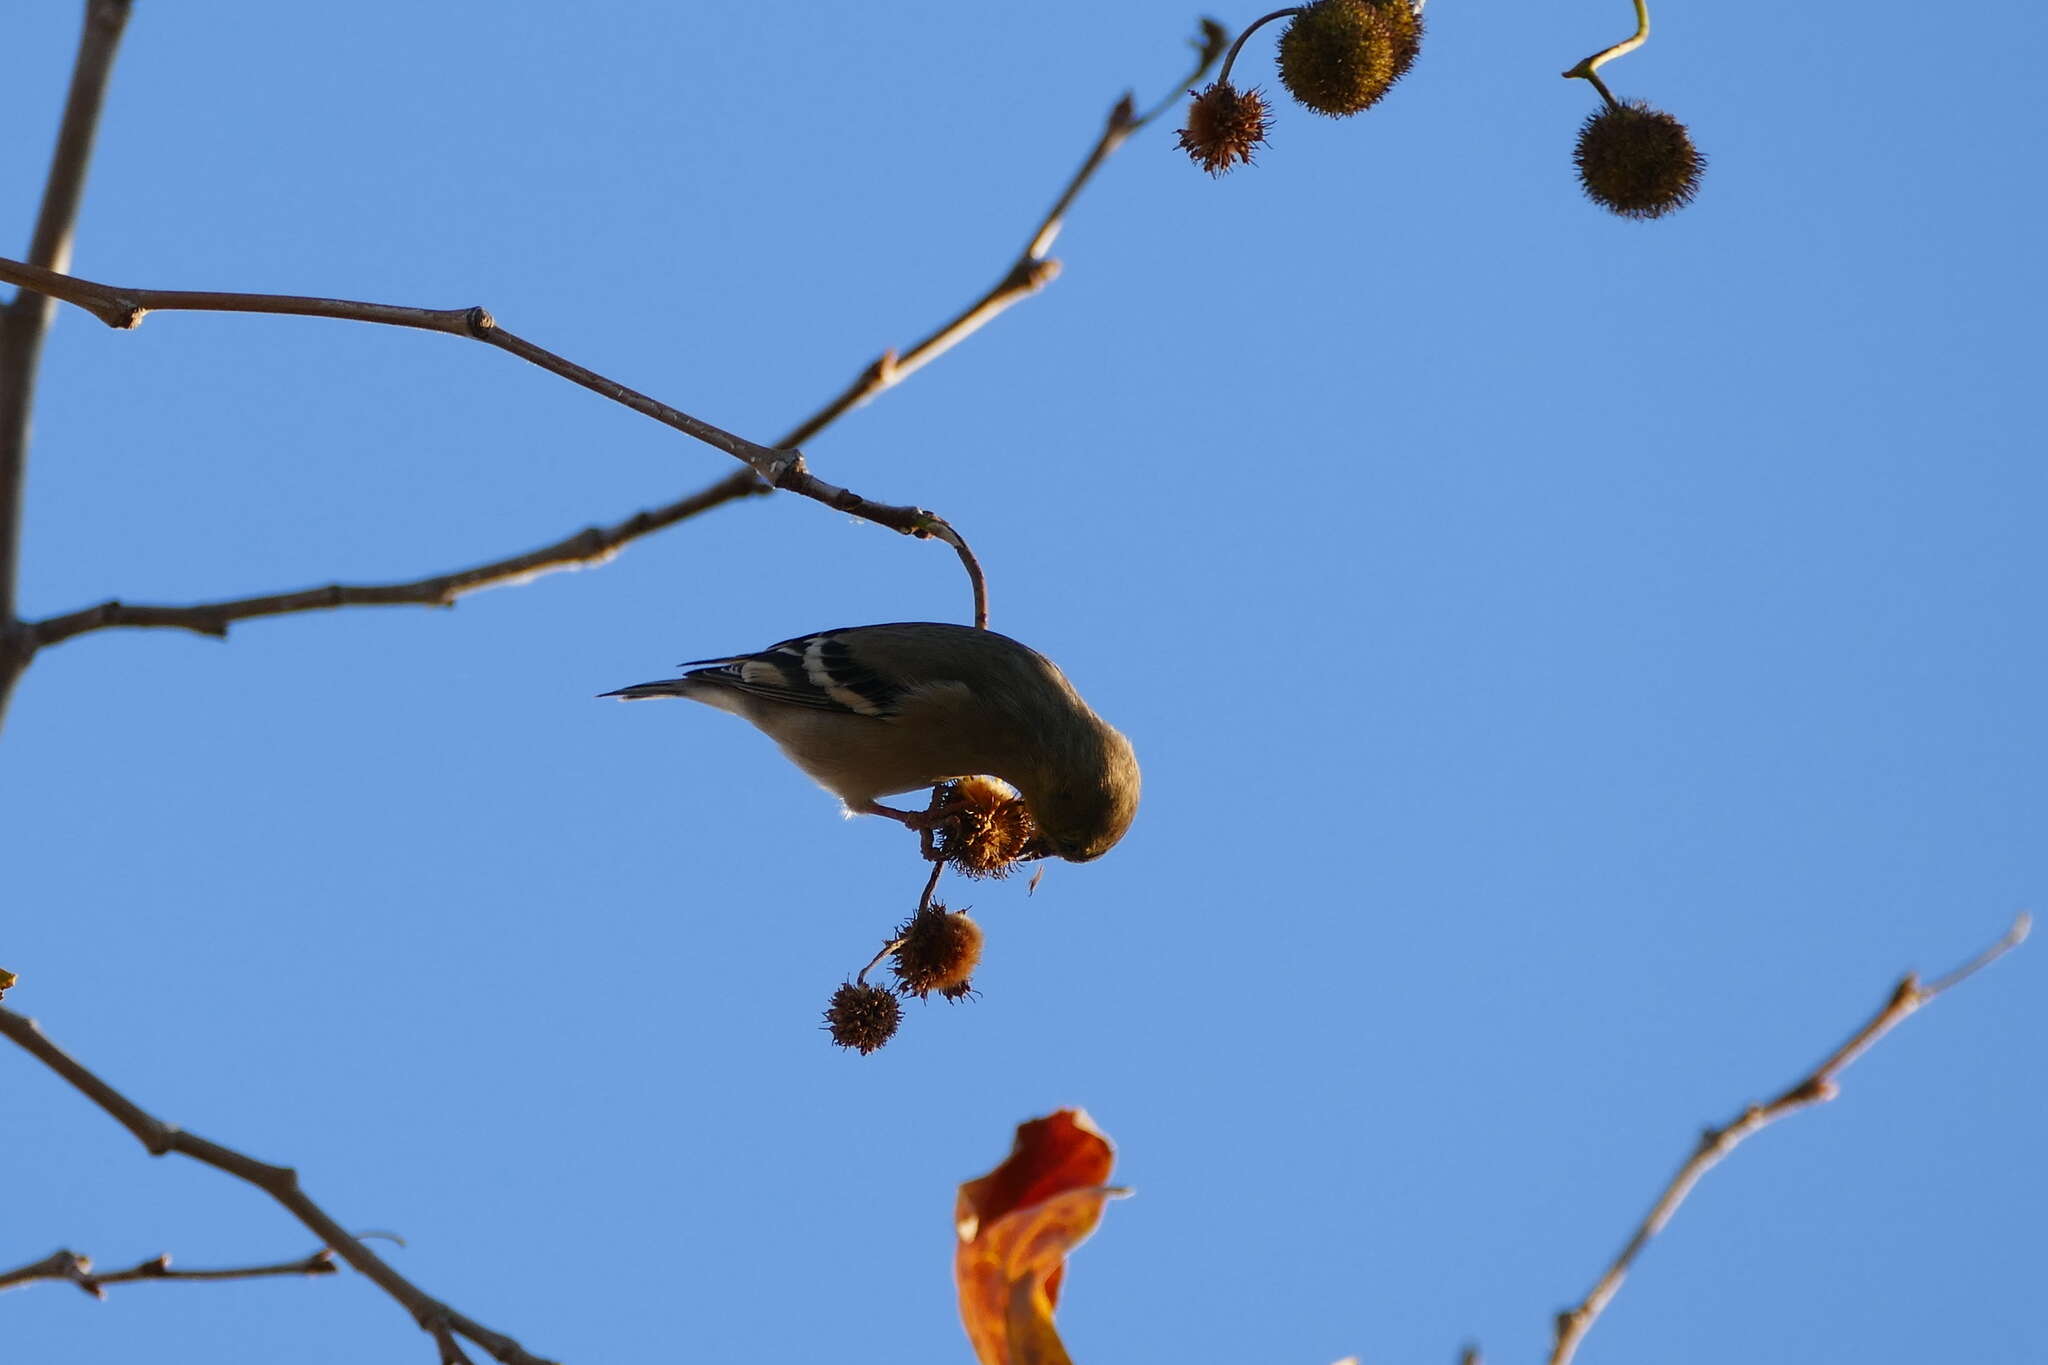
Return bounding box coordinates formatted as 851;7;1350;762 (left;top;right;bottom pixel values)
682;632;904;717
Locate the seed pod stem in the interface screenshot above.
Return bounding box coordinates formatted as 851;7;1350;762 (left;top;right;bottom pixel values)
1563;0;1651;106
854;860;947;985
1218;8;1306;86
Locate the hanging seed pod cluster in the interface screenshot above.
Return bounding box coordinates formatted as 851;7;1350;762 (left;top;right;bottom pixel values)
1178;0;1424;176
822;778;1029;1054
1277;0;1422;116
1186;0;1706;220
836;0;1719;1060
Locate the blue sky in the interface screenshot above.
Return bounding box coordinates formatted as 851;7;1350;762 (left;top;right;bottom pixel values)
3;2;2042;1363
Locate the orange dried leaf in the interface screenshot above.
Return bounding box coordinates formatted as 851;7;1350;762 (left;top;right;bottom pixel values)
954;1110;1123;1365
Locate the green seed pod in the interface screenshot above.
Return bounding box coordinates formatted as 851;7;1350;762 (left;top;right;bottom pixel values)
1276;0;1423;118
1573;99;1705;220
1176;81;1272;176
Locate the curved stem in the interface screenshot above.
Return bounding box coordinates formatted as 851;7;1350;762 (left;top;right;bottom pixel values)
855;834;950;984
1562;0;1650;89
928;522;990;630
1217;9;1303;88
857;932;907;987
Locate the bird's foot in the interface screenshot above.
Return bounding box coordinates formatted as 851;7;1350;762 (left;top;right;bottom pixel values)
861;789;965;862
859;799;938;829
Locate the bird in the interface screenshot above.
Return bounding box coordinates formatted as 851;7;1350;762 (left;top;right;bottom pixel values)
602;622;1139;862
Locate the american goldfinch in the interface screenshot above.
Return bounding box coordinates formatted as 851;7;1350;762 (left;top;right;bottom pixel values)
603;622;1139;862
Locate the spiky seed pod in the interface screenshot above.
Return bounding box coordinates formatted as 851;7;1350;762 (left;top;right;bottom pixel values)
931;776;1039;878
824;982;902;1054
1276;0;1423;118
939;980;981;1004
1176;81;1271;176
1573;99;1705;220
890;904;985;1000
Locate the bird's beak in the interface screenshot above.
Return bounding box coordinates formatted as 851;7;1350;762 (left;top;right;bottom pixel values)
599;679;689;700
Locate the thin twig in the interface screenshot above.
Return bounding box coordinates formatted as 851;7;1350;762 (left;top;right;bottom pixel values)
1548;914;2031;1365
0;262;742;495
776;18;1227;449
29;474;766;645
0;1006;557;1365
0;0;134;723
0;1248;336;1299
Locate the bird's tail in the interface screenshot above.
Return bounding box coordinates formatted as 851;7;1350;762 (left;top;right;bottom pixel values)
599;679;695;701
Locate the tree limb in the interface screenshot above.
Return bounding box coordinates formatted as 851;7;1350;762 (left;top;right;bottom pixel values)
0;1004;557;1365
1548;913;2031;1365
0;0;134;720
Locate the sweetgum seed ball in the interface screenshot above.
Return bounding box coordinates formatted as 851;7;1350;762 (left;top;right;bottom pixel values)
1276;0;1423;117
1573;99;1705;220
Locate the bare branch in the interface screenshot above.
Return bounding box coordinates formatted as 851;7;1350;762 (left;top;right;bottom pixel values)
0;1250;98;1296
0;1005;556;1365
1548;913;2031;1365
0;256;995;632
0;261;799;481
0;0;135;720
13;21;1224;659
0;1247;335;1299
30;470;767;646
777;17;1227;450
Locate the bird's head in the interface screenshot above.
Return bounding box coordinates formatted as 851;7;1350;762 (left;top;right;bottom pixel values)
1018;721;1140;863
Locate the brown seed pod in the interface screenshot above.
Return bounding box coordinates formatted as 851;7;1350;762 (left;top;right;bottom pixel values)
1573;99;1705;220
1176;81;1272;176
1276;0;1423;118
823;981;902;1055
931;776;1039;879
890;903;985;1000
